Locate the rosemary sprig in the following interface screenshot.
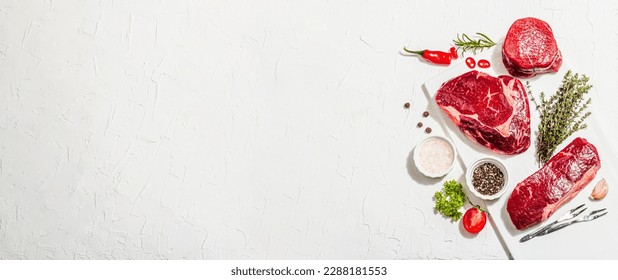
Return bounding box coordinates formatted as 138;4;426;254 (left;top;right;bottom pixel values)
528;70;593;165
453;32;496;55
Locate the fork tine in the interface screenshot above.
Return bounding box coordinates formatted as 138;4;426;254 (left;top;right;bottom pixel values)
592;212;608;220
589;208;607;215
570;204;586;213
573;207;588;216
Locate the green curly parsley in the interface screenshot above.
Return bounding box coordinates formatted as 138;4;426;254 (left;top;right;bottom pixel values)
434;180;466;221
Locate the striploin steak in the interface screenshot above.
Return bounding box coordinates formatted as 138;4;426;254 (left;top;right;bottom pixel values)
502;17;562;78
435;70;530;155
507;137;601;230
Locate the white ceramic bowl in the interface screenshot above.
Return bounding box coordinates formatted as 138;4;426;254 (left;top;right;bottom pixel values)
413;135;457;178
465;157;509;200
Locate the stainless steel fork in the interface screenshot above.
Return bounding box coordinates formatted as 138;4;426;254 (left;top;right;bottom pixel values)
525;208;608;241
519;204;587;243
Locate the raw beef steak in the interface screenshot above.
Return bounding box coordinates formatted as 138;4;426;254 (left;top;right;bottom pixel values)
502;17;562;78
507;137;601;230
435;70;530;155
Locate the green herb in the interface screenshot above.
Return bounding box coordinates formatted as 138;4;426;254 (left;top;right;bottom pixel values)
453;32;496;55
434;180;466;221
527;70;593;165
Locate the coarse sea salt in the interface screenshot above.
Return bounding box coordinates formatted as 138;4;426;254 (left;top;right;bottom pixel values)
417;137;454;176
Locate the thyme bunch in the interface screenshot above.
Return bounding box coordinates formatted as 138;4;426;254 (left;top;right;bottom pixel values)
527;70;593;165
453;32;496;55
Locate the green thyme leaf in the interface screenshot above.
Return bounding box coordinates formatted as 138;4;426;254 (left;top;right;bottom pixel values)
528;70;593;165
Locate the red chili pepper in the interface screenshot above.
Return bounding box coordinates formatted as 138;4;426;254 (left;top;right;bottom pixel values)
465;57;476;69
449;47;458;59
478;59;491;68
403;47;452;65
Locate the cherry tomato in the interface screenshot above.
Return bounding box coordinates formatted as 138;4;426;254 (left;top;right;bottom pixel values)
465;57;476;69
462;207;487;234
449;47;458;59
478;59;491;68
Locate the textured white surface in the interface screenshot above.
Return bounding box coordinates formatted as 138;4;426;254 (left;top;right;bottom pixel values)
0;0;616;259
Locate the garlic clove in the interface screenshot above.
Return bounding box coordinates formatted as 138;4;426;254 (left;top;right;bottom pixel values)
590;179;608;200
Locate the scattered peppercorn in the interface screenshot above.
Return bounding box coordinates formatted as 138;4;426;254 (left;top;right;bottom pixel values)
425;127;432;134
417;122;423;128
404;102;410;109
472;162;505;196
422;111;429;118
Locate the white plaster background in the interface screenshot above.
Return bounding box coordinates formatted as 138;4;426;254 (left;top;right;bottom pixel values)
0;0;617;259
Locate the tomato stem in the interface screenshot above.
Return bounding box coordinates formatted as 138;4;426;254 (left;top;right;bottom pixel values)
466;196;486;213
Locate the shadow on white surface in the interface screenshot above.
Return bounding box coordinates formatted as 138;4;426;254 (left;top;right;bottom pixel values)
405;148;442;186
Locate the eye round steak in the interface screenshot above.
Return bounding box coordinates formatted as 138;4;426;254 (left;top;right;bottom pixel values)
435;70;531;155
502;17;562;78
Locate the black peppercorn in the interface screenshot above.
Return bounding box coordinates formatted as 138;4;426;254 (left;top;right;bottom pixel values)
472;162;505;196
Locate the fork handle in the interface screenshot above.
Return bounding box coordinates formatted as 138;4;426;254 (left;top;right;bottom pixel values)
519;221;558;242
535;220;579;237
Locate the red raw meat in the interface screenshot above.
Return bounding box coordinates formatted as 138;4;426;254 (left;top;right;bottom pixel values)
435;70;530;155
507;137;601;230
502;17;562;78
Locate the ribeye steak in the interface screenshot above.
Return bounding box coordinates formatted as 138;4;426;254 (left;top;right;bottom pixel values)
502;17;562;78
435;70;530;155
507;137;601;230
